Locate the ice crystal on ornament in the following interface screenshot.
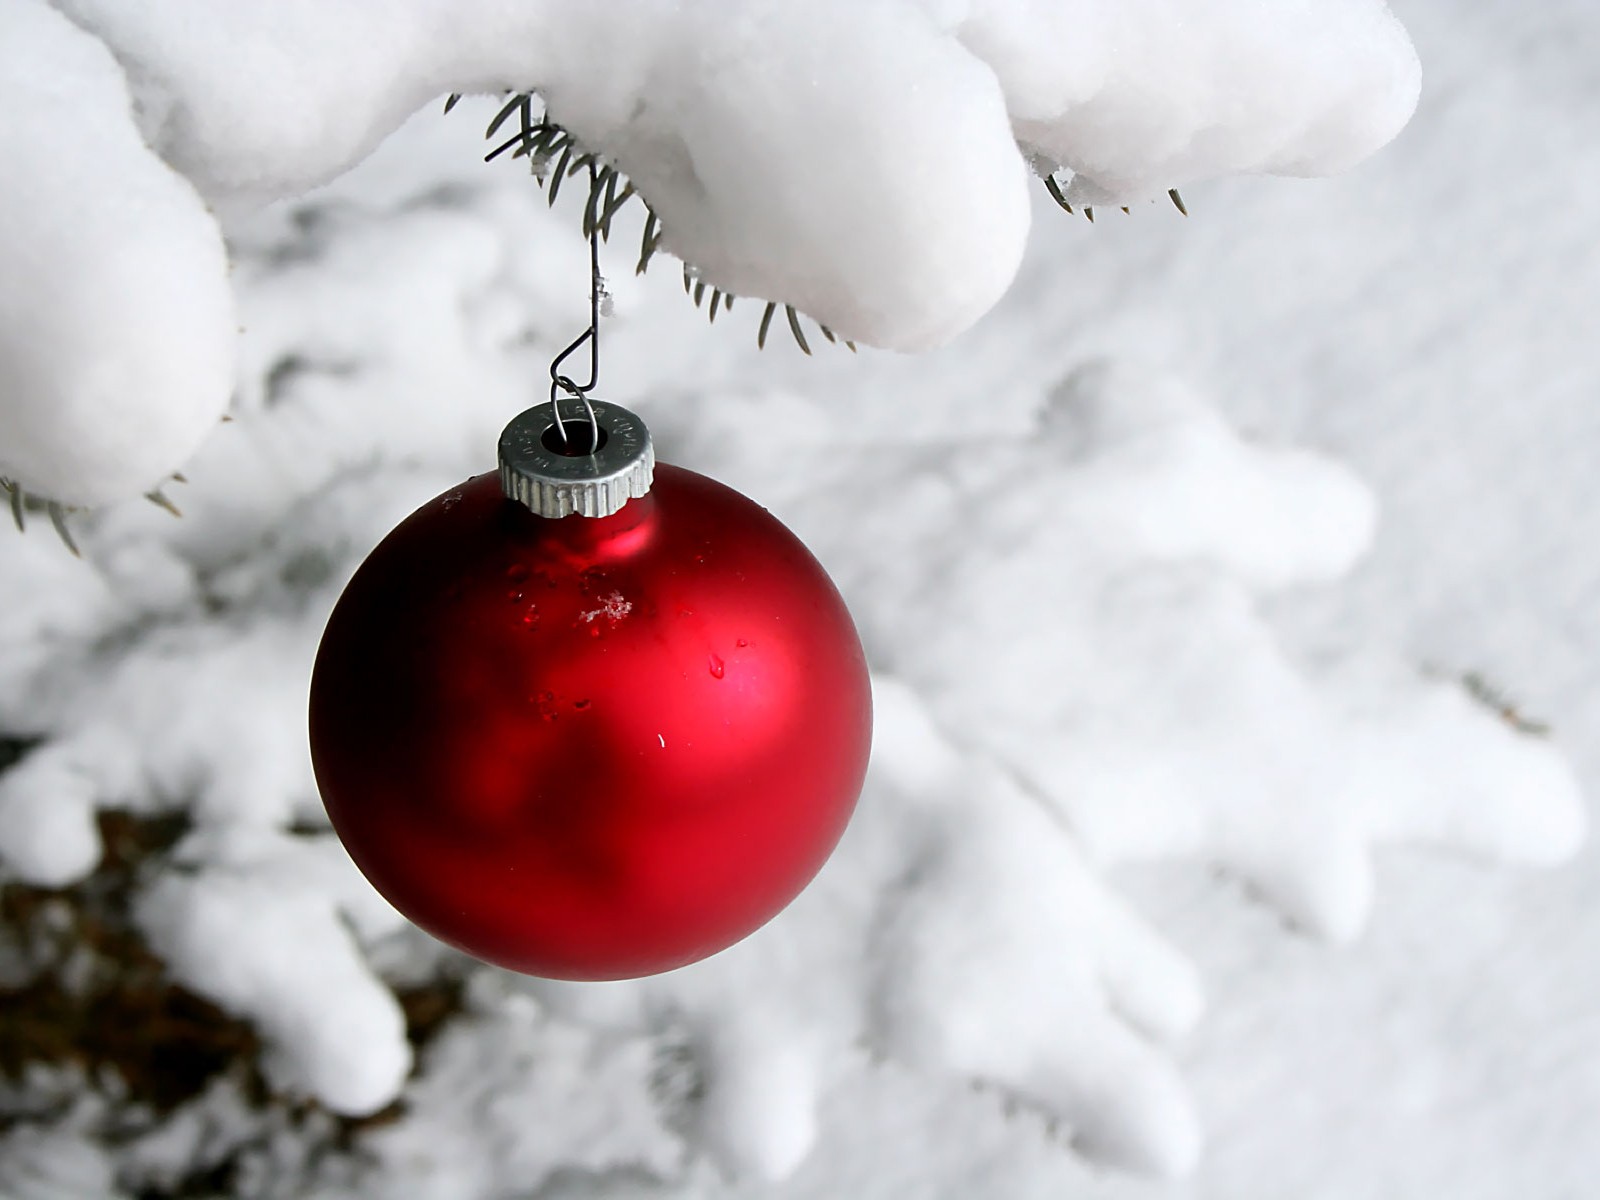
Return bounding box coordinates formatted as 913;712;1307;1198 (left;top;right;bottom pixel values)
578;591;633;625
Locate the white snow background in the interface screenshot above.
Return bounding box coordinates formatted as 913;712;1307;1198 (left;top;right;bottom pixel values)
2;0;1598;1197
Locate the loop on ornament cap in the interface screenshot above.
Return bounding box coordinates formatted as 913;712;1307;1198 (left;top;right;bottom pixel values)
498;398;655;519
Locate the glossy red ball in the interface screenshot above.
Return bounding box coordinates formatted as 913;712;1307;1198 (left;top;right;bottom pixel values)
309;465;872;980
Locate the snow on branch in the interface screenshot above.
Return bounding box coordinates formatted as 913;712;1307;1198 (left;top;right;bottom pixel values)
4;0;1418;507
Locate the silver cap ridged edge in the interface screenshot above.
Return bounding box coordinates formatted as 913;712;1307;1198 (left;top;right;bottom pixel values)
498;399;654;519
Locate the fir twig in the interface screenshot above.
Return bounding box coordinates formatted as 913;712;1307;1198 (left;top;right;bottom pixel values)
3;477;80;555
1462;671;1551;737
1041;172;1190;220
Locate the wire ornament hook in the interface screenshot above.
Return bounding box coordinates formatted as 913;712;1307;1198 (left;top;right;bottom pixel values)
548;159;605;455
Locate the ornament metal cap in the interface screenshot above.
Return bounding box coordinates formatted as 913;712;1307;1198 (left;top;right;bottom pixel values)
498;399;655;518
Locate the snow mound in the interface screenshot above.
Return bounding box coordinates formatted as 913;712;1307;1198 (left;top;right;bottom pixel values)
324;976;681;1198
865;678;1204;1176
0;1102;118;1200
136;832;413;1116
0;0;234;506
4;2;1416;503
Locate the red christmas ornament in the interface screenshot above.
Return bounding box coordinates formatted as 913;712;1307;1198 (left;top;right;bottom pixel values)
310;400;872;980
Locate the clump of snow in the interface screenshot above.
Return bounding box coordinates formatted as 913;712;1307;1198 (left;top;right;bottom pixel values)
0;745;103;888
1035;362;1379;589
865;678;1204;1176
971;0;1422;205
136;831;413;1117
339;974;681;1199
3;1;1416;504
0;1099;118;1200
0;0;234;507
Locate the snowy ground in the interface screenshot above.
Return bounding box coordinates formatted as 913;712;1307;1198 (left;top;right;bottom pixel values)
2;0;1599;1197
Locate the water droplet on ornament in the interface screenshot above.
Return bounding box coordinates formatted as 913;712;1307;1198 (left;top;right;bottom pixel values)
441;490;464;510
708;654;725;679
505;564;529;582
574;698;591;710
736;638;748;648
507;590;525;602
521;607;540;628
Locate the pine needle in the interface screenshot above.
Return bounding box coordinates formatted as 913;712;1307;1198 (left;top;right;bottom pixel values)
785;305;812;356
484;94;530;142
546;146;575;204
1042;174;1074;215
598;177;632;241
581;167;613;239
637;211;661;275
144;489;182;518
47;502;78;557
